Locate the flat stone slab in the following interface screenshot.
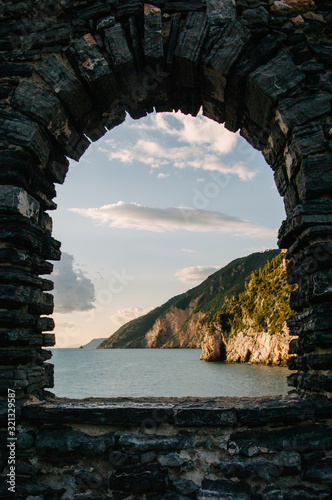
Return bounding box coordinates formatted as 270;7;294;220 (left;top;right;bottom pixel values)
22;395;321;427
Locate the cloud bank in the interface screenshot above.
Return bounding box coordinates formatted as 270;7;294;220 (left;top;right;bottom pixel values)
176;265;221;283
70;202;276;237
52;252;95;313
98;111;257;181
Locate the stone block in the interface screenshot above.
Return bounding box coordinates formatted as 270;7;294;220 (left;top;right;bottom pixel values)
277;93;331;133
288;372;332;393
237;398;314;426
0;109;52;166
0;185;39;222
287;305;332;336
157;452;184;467
175;406;237;426
104;23;135;82
164;0;207;12
0;62;33;77
219;458;283;481
22;24;72;51
42;333;56;347
174;11;209;88
0;310;40;329
173;478;199;495
203;21;250;102
0;331;45;347
237;32;287;79
41;234;61;261
11;81;90;161
0;348;51;366
22;402;175;426
283;183;300;215
246;53;305;126
37;54;93;121
242;6;269;28
0;283;53;314
35;428;116;456
306;353;332;370
230;423;332;455
128;16;145;69
199;479;250;500
309;43;332;69
144;4;163;68
166;15;181;67
66;34;117;105
296;154;332;202
278;201;332;248
274;164;288;196
0;215;45;253
289;121;325;167
109;463;167;494
117;0;144;17
286;241;332;283
0;265;43;288
37;316;55;332
207;0;236;24
119;434;193;451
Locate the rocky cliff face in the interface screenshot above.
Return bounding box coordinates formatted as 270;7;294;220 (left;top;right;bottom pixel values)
226;328;293;366
200;251;295;365
200;330;227;362
144;300;205;348
99;250;294;365
200;324;292;365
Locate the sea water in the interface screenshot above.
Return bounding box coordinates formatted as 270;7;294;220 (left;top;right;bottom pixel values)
50;348;290;399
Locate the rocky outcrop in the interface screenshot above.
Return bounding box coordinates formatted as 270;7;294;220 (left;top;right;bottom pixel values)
226;328;293;366
200;330;227;362
201;252;295;365
200;325;293;365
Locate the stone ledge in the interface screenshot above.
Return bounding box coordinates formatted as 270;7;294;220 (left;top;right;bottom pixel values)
21;395;327;428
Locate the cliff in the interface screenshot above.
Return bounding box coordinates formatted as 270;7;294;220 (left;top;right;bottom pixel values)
200;251;295;365
99;250;280;350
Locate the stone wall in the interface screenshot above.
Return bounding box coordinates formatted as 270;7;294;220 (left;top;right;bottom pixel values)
1;0;332;497
1;395;332;499
0;0;331;398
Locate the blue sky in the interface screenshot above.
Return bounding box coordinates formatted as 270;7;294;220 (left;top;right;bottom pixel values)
50;110;285;347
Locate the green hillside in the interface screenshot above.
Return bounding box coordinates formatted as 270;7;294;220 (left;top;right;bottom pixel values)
223;251;295;339
99;249;280;349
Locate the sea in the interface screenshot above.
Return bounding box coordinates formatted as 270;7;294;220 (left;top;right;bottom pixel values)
50;348;290;399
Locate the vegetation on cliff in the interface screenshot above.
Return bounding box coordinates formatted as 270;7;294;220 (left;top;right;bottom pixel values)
98;249;281;350
201;251;296;365
212;251;295;340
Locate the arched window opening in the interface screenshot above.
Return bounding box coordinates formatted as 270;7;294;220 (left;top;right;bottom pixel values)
48;110;290;399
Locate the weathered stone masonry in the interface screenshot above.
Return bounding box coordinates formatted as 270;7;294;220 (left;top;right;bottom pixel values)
0;0;332;497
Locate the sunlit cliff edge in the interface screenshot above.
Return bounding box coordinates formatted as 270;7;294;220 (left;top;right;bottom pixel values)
98;250;295;365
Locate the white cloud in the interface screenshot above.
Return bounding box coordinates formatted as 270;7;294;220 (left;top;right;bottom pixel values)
99;111;257;181
133;110;237;154
110;306;153;326
176;265;221;283
52;252;95;313
157;172;169;179
70;202;276;237
181;248;198;253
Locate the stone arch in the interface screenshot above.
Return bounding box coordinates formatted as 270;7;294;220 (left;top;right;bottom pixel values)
0;0;332;399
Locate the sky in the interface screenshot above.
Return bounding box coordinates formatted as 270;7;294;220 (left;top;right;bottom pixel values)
50;110;286;347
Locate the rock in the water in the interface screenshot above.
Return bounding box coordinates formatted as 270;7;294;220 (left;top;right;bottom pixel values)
200;329;227;362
